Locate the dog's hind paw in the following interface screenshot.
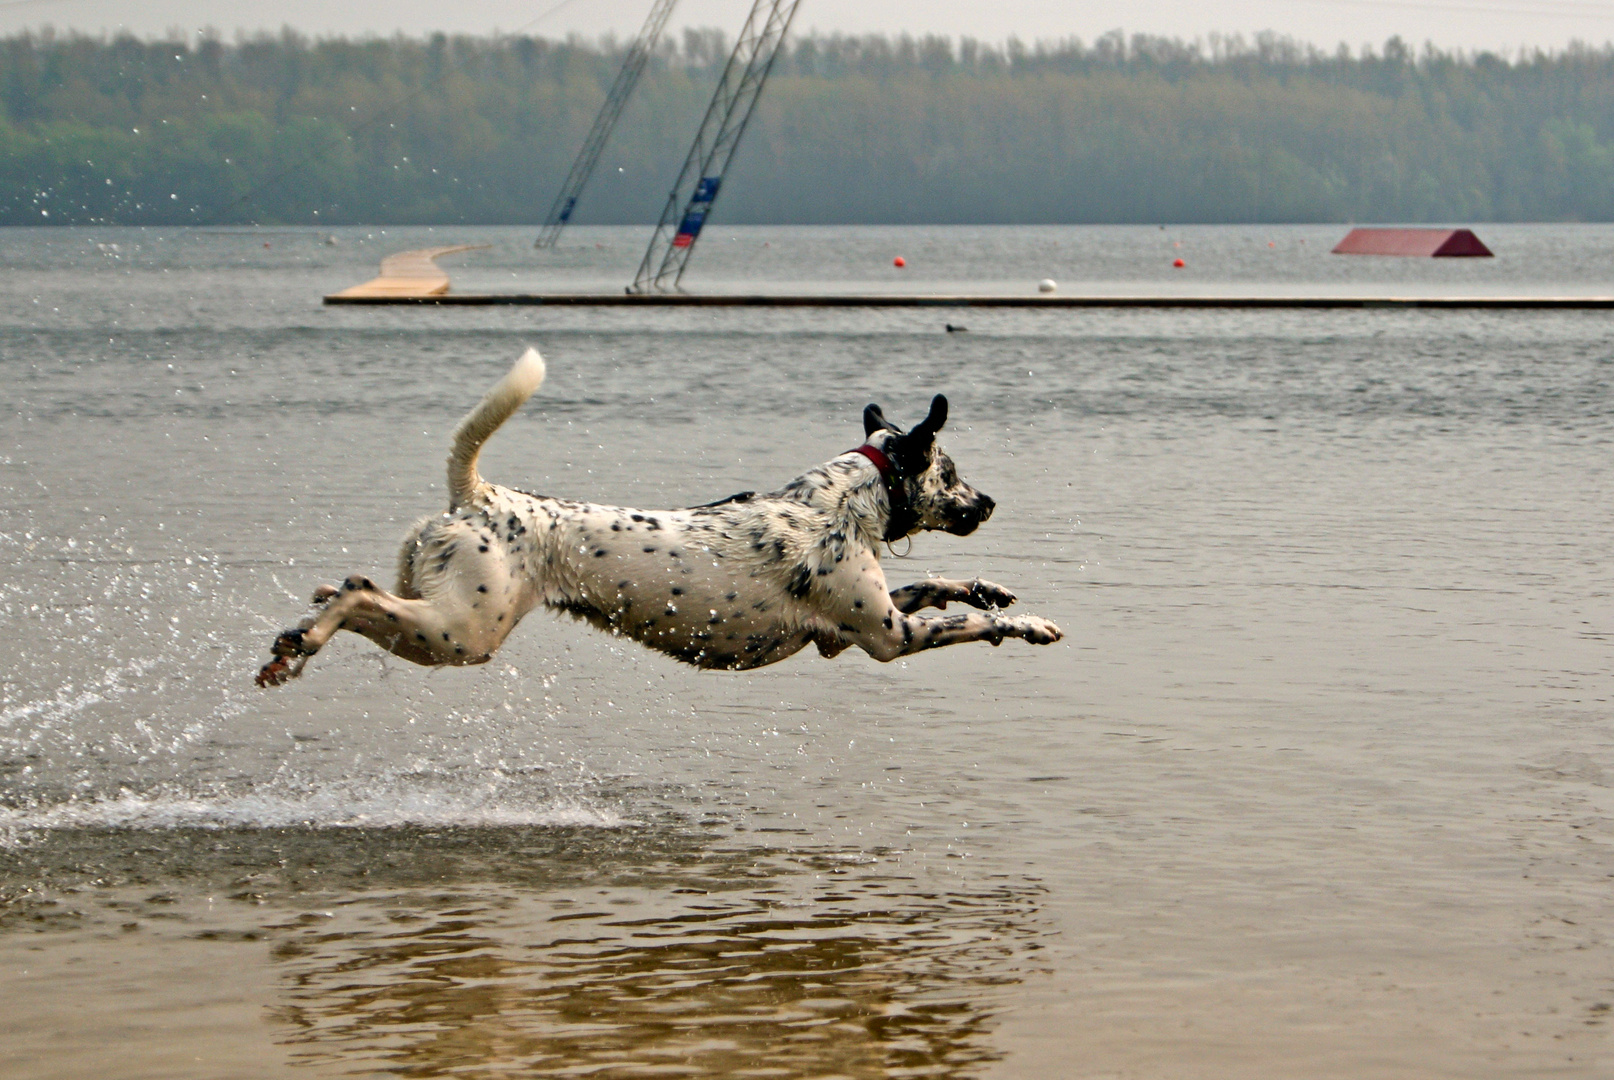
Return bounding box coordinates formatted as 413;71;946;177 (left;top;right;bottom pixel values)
967;579;1018;610
255;655;303;688
271;628;315;658
259;628;318;687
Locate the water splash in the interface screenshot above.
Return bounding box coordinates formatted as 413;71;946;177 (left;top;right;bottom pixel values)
0;771;636;848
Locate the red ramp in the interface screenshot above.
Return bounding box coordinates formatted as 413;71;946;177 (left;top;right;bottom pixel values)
1332;228;1494;257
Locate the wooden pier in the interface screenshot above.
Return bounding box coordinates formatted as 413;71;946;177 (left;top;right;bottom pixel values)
327;244;490;300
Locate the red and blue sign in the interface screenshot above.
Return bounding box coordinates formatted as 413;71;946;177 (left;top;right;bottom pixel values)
673;176;722;248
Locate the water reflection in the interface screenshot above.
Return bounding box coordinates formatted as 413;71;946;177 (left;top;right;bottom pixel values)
1;825;1042;1078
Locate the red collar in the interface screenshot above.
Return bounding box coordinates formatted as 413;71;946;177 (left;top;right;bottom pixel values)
850;443;895;478
849;443;915;542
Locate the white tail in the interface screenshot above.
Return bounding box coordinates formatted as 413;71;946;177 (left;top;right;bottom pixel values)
447;349;546;507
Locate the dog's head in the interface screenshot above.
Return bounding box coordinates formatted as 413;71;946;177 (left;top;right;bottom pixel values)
863;395;995;537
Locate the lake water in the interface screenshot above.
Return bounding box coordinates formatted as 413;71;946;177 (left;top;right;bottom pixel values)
1;223;1612;1078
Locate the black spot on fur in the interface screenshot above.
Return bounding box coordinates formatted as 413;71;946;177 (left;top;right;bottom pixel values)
786;565;812;599
671;587;684;596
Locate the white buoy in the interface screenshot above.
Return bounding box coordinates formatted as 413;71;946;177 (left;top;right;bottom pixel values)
1038;278;1057;293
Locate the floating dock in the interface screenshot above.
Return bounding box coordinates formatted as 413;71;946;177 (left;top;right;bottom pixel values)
326;291;1614;309
1332;227;1494;257
323;248;1614;309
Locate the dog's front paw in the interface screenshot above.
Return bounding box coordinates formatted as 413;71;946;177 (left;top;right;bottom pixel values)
311;584;340;604
967;579;1018;610
1014;616;1062;645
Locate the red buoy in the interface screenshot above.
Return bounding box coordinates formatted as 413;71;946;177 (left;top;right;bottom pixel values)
1173;258;1185;268
893;256;906;268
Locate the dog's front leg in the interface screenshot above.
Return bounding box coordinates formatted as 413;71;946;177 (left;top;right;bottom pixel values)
846;606;1062;661
823;554;1061;661
889;578;1018;614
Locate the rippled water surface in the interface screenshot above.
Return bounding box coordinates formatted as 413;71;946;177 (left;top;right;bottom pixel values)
2;224;1612;1078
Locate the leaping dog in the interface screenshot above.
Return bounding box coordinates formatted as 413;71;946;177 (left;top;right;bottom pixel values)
256;350;1061;687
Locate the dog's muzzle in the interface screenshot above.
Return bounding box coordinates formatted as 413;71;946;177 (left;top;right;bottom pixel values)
945;493;995;535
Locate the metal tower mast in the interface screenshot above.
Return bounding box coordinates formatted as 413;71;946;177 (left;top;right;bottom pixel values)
630;0;802;292
535;0;679;249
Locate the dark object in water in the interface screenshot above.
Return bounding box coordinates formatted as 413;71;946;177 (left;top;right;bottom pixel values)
1332;228;1493;257
946;323;968;333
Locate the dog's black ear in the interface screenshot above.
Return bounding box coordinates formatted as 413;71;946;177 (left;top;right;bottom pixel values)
909;395;948;447
864;404;900;436
891;395;947;472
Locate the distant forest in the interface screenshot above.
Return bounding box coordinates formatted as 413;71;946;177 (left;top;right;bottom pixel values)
4;28;1614;225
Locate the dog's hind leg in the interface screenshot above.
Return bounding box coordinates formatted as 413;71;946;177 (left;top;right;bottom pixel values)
256;574;509;687
889;578;1018;614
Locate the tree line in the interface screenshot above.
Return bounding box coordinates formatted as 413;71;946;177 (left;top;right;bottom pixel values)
3;27;1613;226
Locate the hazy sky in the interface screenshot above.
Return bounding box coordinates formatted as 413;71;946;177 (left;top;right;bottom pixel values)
2;0;1612;55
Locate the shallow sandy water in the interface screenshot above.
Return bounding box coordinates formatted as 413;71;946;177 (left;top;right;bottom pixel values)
1;224;1611;1077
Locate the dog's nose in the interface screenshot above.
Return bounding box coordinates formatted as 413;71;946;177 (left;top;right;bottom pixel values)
977;494;995;521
